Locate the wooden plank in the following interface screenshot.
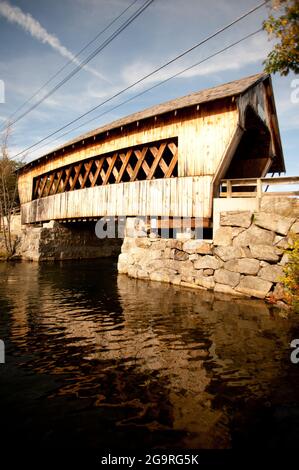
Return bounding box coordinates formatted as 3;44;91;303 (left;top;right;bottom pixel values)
220;192;258;198
68;173;74;190
99;168;106;184
116;149;132;183
81;160;93;188
146;142;167;180
263;191;299;197
70;163;83;191
165;146;178;177
226;180;232;198
33;177;41;198
111;157;121;182
159;157;169;175
53;170;63;195
130;147;148;181
61;167;73;192
124;161;134;179
221;181;258;187
91;158;105;187
220;190;299;198
168;142;177;156
88;168;95;184
102;153;117;185
58;173;65;192
141;159;151;178
44;172;56;197
261;176;299;185
221;176;299;186
38;175;48;198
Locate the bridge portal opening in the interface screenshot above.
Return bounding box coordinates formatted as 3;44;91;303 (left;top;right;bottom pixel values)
225;106;272;180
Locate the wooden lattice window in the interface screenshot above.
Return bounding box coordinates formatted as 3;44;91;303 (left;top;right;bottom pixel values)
33;138;178;199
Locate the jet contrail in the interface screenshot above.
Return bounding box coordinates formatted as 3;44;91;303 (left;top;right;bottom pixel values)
0;0;106;80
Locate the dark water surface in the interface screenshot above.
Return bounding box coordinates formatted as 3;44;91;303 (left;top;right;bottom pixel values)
0;259;298;450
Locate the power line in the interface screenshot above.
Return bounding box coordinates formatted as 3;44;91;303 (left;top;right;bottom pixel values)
29;29;264;157
5;0;154;129
2;0;140;126
13;1;267;159
3;0;154;131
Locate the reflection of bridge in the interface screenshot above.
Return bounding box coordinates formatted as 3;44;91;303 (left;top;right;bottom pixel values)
3;261;298;448
18;73;285;231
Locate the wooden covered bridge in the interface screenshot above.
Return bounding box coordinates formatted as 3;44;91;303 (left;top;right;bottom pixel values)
18;73;285;231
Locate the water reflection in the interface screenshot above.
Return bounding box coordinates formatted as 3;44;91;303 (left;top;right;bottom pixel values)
0;260;298;449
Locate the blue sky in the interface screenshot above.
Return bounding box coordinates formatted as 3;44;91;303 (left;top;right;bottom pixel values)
0;0;298;176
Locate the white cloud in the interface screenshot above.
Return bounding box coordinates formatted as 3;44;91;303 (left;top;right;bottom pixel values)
117;31;271;90
181;35;271;77
275;98;299;131
0;0;106;80
85;34;266;106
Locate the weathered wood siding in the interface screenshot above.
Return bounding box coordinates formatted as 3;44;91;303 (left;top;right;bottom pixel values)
18;101;238;205
21;176;212;223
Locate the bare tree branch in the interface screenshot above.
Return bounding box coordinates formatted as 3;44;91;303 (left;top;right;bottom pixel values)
0;126;23;258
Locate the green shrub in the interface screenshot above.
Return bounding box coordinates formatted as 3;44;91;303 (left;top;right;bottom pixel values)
282;234;299;312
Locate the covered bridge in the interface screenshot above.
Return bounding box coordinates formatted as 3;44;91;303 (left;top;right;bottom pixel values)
18;73;285;229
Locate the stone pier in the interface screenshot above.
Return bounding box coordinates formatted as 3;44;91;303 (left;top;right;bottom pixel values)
118;200;299;301
14;220;122;261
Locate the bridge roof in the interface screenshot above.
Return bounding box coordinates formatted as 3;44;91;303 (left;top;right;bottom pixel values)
70;72;266;139
20;72;284;172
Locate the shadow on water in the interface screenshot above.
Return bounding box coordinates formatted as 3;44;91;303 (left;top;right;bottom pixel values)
0;259;298;449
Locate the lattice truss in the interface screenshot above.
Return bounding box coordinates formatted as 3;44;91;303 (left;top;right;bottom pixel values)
33;138;178;199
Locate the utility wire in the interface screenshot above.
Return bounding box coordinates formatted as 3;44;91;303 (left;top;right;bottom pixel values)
3;0;154;131
2;0;140;126
13;1;267;159
38;29;264;155
29;29;263;157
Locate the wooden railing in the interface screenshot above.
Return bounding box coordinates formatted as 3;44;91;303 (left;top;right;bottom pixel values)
220;176;299;198
32;138;178;199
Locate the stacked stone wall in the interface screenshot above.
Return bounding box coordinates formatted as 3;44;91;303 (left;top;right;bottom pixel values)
118;210;299;301
14;221;122;261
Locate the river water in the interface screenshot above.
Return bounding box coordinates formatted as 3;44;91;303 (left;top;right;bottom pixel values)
0;259;298;450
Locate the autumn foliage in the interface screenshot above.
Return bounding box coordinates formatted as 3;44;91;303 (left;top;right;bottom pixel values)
263;0;299;75
282;234;299;312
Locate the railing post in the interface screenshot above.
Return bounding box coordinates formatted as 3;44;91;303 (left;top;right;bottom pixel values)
256;178;262;198
227;180;232;198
